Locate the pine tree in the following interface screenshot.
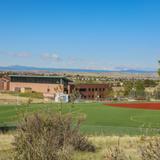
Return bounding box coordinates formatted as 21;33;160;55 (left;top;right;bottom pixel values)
158;60;160;77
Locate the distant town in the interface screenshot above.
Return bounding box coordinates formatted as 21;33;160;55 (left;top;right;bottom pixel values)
0;69;159;103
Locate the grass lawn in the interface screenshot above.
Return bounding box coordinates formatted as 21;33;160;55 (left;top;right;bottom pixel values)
0;102;160;135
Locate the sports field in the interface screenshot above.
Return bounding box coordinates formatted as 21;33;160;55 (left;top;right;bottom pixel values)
106;102;160;110
0;102;160;135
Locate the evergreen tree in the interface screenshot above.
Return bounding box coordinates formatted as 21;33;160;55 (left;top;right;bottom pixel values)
158;60;160;77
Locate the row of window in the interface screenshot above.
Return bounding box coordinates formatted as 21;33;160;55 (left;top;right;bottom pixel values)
81;95;103;99
76;88;105;92
11;77;67;85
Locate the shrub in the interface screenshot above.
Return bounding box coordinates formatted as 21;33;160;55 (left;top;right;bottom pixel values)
71;133;95;152
140;137;160;160
104;140;130;160
13;112;95;160
9;91;43;99
19;92;43;99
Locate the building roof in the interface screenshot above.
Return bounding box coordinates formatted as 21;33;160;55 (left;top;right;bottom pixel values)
0;77;10;82
9;75;72;82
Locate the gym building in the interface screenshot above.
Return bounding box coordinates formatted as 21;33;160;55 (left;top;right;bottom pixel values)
9;75;73;94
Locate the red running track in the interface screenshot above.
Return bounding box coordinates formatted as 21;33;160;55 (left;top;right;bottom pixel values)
105;103;160;110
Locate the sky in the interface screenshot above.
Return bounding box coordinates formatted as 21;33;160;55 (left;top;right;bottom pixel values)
0;0;160;71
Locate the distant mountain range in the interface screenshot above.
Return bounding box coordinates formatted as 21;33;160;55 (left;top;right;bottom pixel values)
0;65;156;73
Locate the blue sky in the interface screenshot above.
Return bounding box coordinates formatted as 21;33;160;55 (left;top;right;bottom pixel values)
0;0;160;70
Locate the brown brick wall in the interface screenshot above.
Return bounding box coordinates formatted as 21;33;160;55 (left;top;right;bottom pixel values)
0;78;10;90
0;81;4;90
10;82;64;94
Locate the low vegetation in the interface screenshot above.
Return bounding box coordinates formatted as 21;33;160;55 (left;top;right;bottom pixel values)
13;112;95;160
104;140;129;160
11;91;43;99
2;134;160;160
140;137;160;160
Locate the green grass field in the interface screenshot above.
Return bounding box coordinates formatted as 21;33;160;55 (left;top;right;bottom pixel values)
1;102;160;135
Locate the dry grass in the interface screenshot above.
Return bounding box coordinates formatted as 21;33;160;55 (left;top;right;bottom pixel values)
0;134;14;151
0;93;43;104
73;135;142;160
0;134;158;160
0;133;14;160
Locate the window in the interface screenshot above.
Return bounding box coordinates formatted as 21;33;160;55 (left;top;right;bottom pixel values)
47;88;50;93
10;76;68;84
92;88;94;91
79;88;86;92
14;87;21;92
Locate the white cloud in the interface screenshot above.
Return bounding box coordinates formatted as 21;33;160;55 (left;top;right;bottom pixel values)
41;53;62;62
0;51;31;58
12;52;31;58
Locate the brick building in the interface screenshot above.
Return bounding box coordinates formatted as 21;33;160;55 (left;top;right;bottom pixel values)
9;75;72;95
0;75;110;101
0;77;10;91
73;84;109;100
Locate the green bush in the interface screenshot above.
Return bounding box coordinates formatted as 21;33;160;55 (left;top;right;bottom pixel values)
18;92;43;99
